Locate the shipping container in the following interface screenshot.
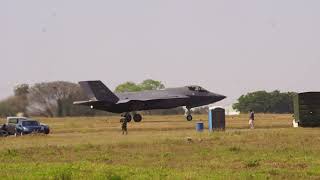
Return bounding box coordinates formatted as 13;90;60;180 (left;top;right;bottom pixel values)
294;92;320;127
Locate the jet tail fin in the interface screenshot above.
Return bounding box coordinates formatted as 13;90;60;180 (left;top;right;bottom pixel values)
79;81;119;103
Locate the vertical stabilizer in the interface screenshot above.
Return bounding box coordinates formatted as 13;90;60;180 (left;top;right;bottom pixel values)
79;81;119;103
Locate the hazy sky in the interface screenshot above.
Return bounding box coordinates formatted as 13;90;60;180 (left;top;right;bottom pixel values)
1;0;320;105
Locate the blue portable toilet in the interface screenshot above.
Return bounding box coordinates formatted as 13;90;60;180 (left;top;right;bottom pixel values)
208;107;226;132
196;122;204;132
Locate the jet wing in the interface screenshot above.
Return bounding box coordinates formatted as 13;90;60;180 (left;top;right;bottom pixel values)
73;100;107;107
117;95;188;104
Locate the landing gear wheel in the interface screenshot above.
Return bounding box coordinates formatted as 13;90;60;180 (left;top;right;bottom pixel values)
125;113;132;123
186;115;193;121
133;114;142;122
186;107;193;121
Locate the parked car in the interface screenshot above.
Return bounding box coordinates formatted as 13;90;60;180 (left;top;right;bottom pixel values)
4;117;50;136
0;125;9;137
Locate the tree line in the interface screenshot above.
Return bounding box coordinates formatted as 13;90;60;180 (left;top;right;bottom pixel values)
0;80;297;117
0;79;184;117
233;90;296;113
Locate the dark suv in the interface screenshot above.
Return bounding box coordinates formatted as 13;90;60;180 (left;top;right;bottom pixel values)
4;117;50;136
16;120;50;135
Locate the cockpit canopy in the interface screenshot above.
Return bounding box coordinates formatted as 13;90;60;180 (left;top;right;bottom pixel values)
187;86;209;93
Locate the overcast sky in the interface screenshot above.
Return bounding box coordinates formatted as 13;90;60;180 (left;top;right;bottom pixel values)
1;0;320;105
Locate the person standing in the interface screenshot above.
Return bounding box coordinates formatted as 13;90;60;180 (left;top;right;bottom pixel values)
121;116;128;135
249;110;255;129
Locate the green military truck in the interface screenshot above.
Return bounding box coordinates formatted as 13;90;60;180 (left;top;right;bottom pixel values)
293;92;320;127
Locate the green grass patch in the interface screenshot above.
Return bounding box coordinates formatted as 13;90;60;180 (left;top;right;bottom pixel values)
0;115;320;179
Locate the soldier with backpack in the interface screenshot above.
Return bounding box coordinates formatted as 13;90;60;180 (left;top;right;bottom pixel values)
120;114;128;135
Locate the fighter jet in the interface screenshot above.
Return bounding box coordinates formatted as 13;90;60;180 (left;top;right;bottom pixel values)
74;81;226;122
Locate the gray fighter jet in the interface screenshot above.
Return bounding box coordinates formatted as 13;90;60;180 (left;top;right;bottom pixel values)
74;81;226;122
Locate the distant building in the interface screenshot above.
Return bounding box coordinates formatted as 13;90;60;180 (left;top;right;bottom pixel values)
208;105;240;116
224;105;240;116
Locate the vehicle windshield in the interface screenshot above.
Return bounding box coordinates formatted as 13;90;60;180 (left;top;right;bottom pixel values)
22;121;39;126
188;86;209;93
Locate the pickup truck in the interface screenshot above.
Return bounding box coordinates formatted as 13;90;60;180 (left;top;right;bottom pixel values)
2;117;50;136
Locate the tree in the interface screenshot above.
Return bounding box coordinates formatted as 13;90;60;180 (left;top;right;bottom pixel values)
233;90;296;113
115;79;165;93
115;82;141;93
14;84;29;96
0;96;24;117
140;79;165;91
27;81;94;117
0;84;30;117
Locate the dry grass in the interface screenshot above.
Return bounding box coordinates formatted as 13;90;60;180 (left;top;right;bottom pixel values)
0;114;319;179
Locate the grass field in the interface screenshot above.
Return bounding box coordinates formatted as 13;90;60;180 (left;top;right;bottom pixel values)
0;114;320;179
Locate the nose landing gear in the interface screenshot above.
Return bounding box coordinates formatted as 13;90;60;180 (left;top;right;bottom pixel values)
185;108;193;121
186;114;193;121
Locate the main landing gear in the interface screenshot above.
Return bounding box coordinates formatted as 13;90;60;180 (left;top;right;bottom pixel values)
122;112;143;123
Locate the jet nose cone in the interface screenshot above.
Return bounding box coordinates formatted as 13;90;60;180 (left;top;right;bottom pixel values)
217;94;226;101
211;93;226;101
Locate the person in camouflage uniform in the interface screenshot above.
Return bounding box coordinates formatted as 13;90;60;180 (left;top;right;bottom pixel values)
121;114;128;135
